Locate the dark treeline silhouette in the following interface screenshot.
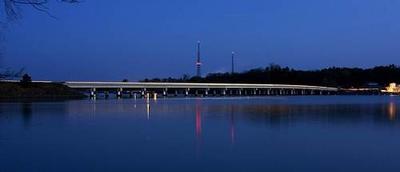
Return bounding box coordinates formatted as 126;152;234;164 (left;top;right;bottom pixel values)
0;68;25;80
141;64;400;88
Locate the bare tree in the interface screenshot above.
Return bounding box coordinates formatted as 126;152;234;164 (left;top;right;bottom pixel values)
0;67;24;79
0;0;78;79
3;0;79;21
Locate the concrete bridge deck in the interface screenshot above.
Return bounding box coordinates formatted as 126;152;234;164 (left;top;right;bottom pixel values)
64;81;338;91
63;81;338;98
0;80;339;97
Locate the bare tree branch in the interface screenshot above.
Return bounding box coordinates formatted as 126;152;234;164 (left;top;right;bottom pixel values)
0;0;78;77
0;67;24;79
2;0;79;21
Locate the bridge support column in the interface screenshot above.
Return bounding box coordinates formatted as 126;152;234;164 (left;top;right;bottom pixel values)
153;93;158;100
163;88;167;97
141;88;146;97
205;89;209;97
174;90;178;97
117;88;123;98
239;89;242;96
104;91;109;99
146;93;150;100
222;89;227;96
185;88;189;97
90;88;96;98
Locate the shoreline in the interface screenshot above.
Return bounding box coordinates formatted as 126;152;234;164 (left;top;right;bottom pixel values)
0;82;87;100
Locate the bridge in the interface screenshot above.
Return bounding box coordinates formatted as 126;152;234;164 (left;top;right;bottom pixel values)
63;81;338;98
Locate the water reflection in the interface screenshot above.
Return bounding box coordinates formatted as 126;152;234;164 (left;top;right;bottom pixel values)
21;102;33;128
229;105;235;144
146;101;150;120
3;97;400;172
63;97;400;134
195;99;202;140
387;102;396;121
195;99;203;157
207;103;400;127
11;97;400;129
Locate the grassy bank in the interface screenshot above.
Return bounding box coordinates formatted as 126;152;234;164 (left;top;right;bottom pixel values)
0;82;86;100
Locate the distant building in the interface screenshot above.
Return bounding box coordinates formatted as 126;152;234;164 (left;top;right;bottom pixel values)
382;83;400;93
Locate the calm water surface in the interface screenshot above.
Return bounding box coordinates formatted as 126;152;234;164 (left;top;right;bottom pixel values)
1;96;400;172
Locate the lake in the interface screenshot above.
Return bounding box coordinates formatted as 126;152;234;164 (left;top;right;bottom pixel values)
1;96;400;172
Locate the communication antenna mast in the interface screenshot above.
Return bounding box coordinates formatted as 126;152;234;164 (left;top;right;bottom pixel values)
231;51;235;74
196;41;201;77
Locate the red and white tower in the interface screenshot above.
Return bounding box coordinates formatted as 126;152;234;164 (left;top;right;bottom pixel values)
196;41;202;77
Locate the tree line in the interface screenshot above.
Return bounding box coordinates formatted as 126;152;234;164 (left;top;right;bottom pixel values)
141;64;400;88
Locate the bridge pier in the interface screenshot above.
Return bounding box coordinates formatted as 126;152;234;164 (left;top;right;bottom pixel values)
163;88;167;97
90;88;96;98
104;91;109;98
141;88;146;97
153;93;158;100
117;88;123;98
65;82;338;99
133;93;137;99
185;88;189;97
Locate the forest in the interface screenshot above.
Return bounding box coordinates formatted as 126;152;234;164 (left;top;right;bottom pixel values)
141;64;400;88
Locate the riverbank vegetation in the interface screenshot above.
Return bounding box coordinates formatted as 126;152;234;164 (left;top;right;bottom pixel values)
142;64;400;88
0;81;86;100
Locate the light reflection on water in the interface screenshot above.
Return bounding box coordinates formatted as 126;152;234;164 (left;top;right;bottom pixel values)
0;96;400;171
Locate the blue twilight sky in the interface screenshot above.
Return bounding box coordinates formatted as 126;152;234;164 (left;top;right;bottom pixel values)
1;0;400;81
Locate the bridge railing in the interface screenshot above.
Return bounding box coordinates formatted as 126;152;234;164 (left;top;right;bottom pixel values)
63;81;338;91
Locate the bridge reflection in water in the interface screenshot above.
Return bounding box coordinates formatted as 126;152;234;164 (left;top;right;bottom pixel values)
3;97;400;171
14;97;395;145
